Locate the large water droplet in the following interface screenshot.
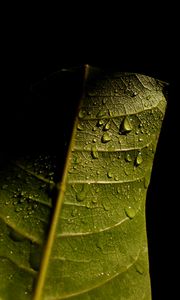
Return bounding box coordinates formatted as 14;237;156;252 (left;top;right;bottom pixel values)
135;152;143;165
125;206;136;219
91;146;99;159
121;116;133;133
101;133;111;143
76;185;88;202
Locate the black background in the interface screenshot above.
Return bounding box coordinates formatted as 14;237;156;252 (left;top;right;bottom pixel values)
2;15;179;299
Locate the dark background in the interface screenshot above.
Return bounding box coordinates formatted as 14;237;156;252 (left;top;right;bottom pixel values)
2;18;179;299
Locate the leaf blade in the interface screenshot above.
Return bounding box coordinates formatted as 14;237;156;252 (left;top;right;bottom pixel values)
35;68;167;300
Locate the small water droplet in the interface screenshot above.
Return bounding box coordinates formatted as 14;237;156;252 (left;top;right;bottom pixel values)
108;109;113;117
102;133;111;143
135;152;143;166
125;153;132;162
125;206;136;219
76;185;88;202
103;203;110;211
78;109;86;119
77;123;84;131
97;119;104;126
104;121;111;131
114;176;119;181
91;145;99;159
107;171;113;178
139;138;143;142
121;116;133;133
117;187;121;194
135;263;144;274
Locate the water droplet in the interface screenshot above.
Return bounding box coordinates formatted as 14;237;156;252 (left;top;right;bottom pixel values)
135;152;143;165
103;203;110;211
121;116;133;133
139;138;143;142
104;121;111;131
97;119;104;126
76;185;88;202
125;206;136;219
135;263;144;274
117;187;121;194
78;109;86;119
108;109;113;117
77;123;84;131
2;184;8;190
125;153;132;162
107;171;113;178
102;133;111;143
114;176;119;181
91;145;99;159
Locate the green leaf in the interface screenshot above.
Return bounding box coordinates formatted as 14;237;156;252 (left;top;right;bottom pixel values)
0;67;167;300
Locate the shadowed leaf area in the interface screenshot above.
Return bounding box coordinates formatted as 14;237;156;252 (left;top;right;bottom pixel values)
0;66;167;300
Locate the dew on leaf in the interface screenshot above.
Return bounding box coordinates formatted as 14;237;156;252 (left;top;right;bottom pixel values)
125;153;132;162
121;116;133;133
135;263;144;274
78;109;86;119
107;171;113;178
104;121;111;131
76;185;88;202
97;119;104;127
91;145;99;159
77;123;84;131
135;152;143;166
125;206;136;219
102;133;111;143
